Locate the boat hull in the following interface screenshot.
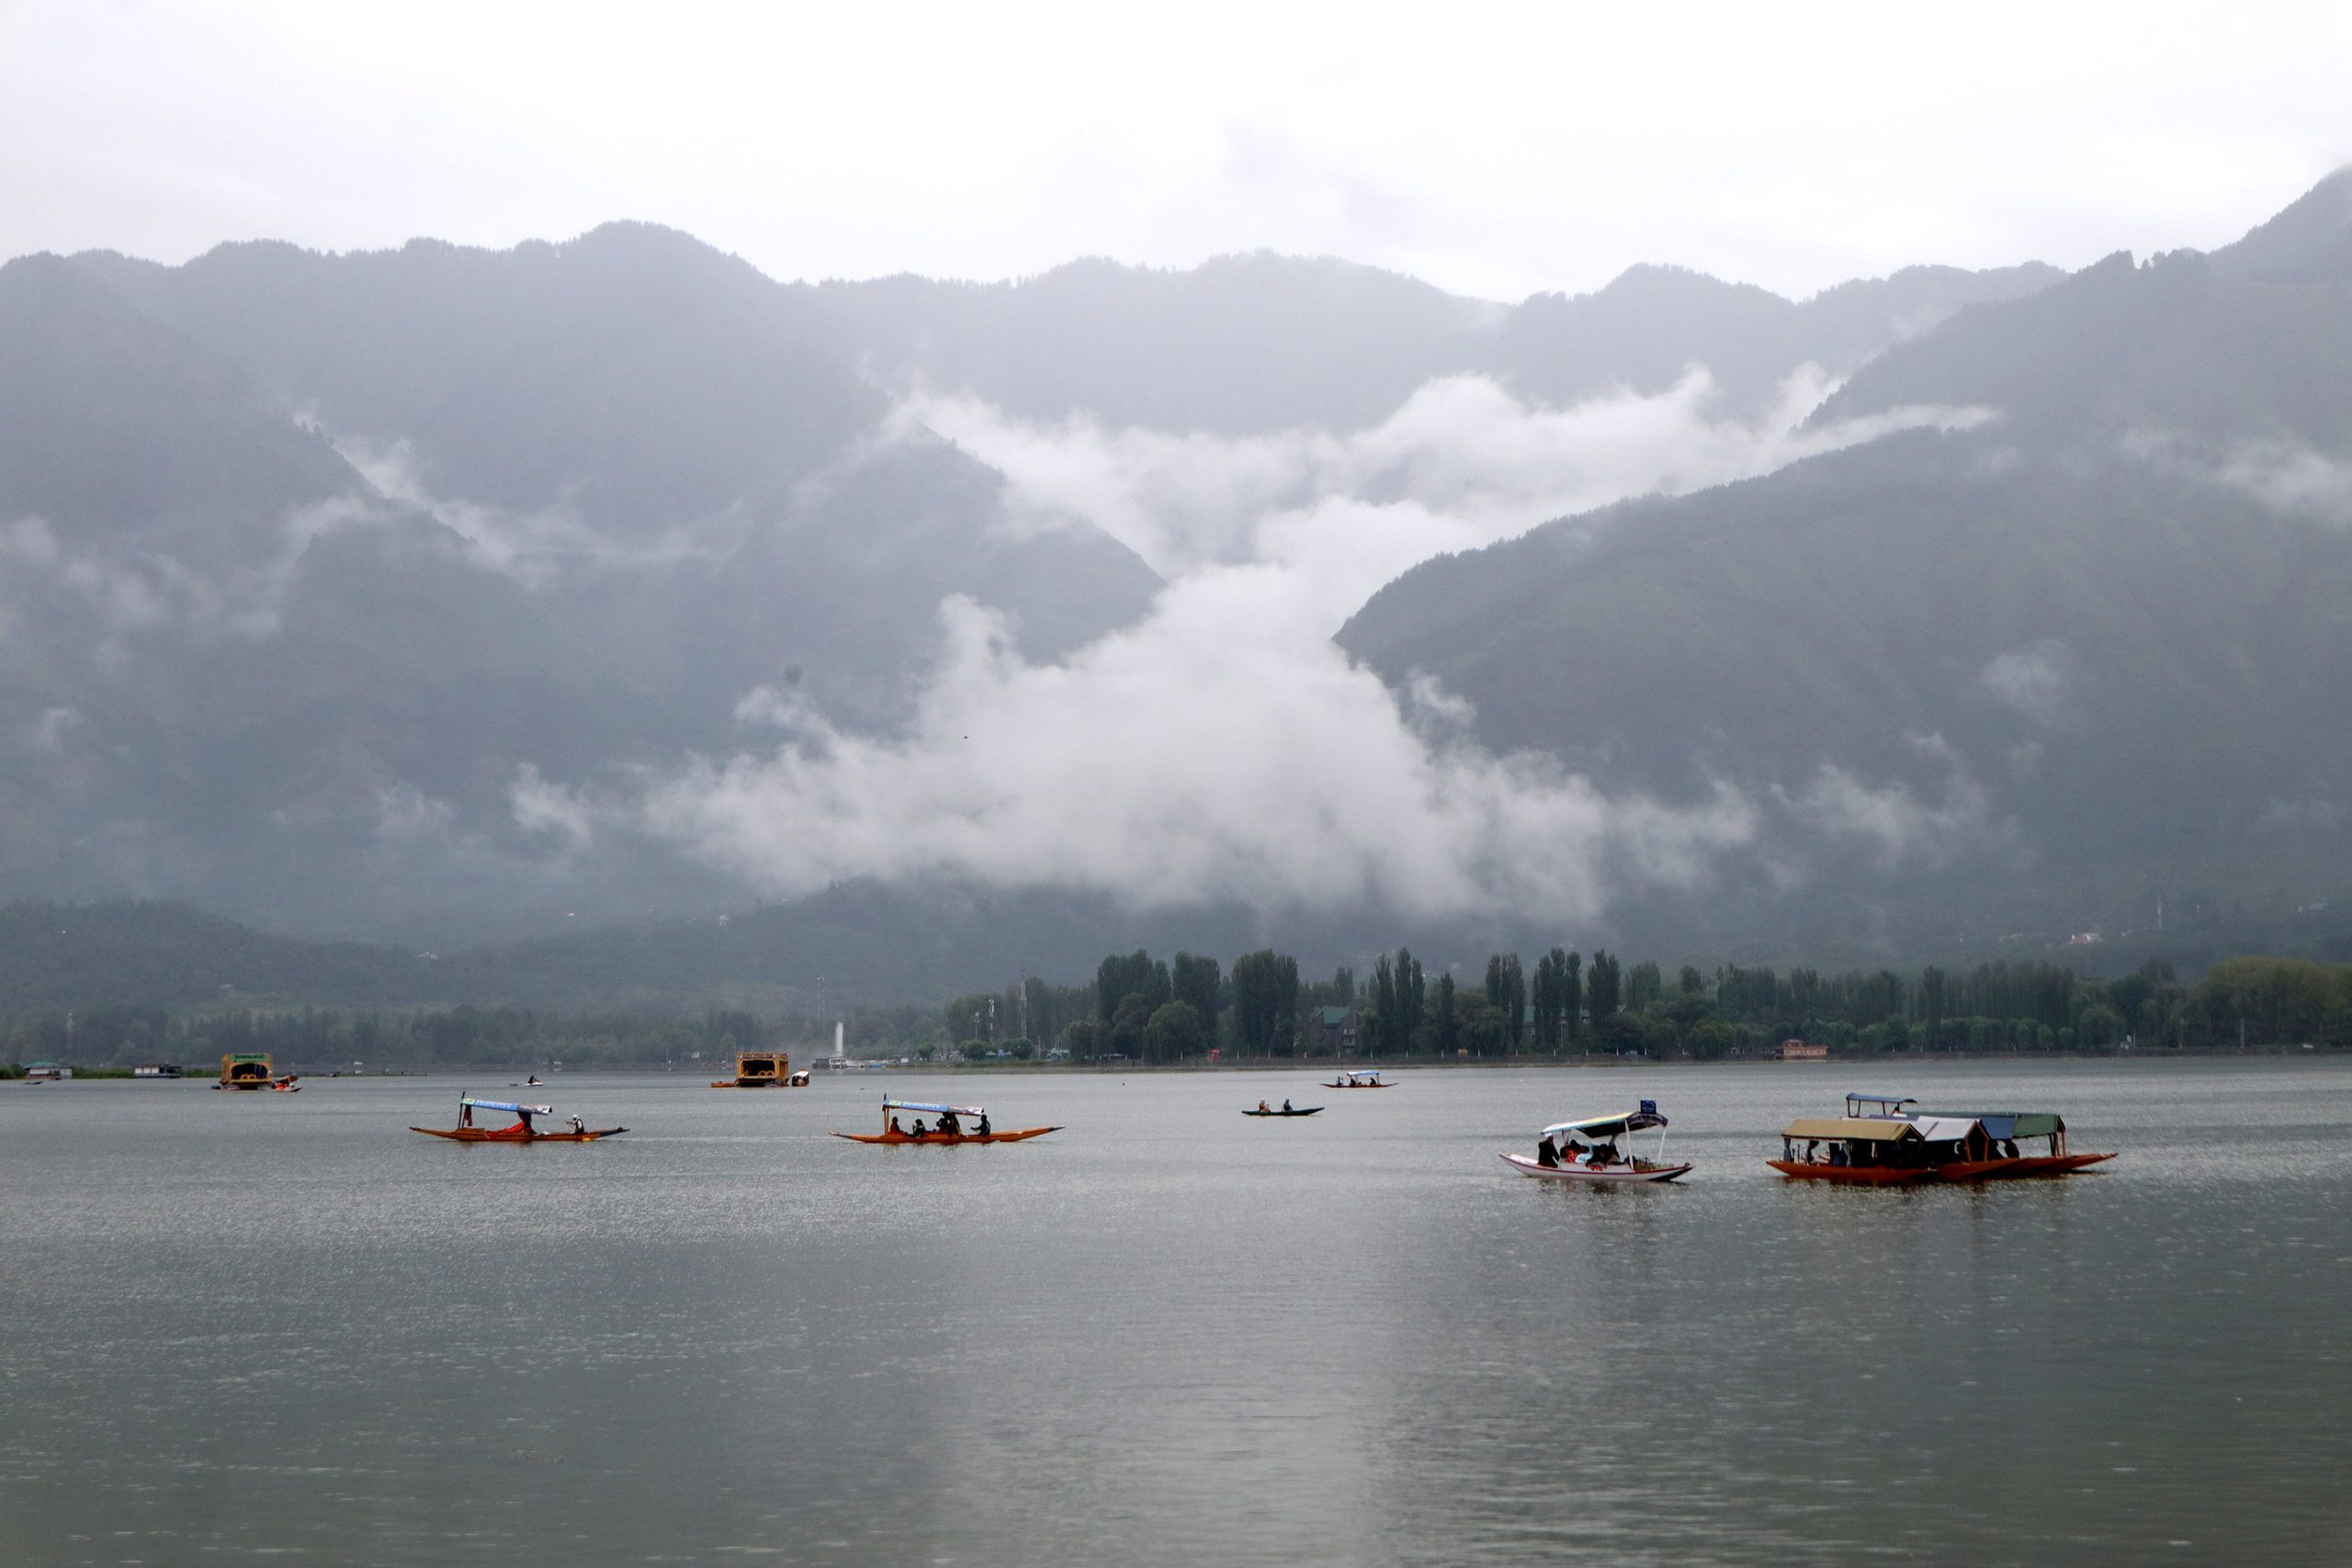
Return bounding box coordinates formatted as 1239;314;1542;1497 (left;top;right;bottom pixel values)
1500;1152;1691;1182
1243;1108;1322;1117
831;1126;1058;1145
1767;1159;1939;1185
1326;1081;1396;1089
411;1126;627;1142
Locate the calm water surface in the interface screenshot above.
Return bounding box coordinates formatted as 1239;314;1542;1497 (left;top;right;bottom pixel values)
4;1060;2348;1566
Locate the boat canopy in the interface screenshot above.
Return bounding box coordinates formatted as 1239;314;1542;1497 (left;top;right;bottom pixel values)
1845;1093;1918;1117
1340;1069;1385;1082
1908;1116;1985;1144
882;1099;984;1117
1543;1103;1667;1140
1783;1116;1922;1143
462;1097;554;1115
1914;1111;2064;1140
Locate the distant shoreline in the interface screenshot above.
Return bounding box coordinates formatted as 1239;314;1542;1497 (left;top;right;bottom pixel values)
17;1046;2331;1080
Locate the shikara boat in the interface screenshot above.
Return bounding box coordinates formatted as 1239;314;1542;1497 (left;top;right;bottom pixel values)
1501;1100;1692;1182
1834;1093;2117;1179
1326;1069;1396;1089
831;1097;1057;1145
1769;1115;1943;1183
1907;1105;2117;1176
1243;1103;1322;1117
411;1096;626;1142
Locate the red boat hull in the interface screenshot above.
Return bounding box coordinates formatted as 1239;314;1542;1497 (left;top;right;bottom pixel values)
831;1127;1058;1145
411;1126;627;1142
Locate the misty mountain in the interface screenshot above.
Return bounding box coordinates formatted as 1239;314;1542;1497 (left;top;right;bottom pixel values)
809;249;2057;434
1341;169;2352;950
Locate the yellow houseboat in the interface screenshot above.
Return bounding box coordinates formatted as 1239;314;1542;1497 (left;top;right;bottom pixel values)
709;1050;799;1088
217;1053;274;1090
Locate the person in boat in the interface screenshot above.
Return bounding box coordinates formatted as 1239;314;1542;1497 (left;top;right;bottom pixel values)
976;1111;991;1136
940;1109;961;1136
889;1115;904;1136
569;1114;585;1135
1282;1099;1294;1113
1536;1134;1560;1168
1563;1140;1587;1164
1590;1143;1617;1167
1259;1100;1272;1113
514;1108;537;1135
460;1100;473;1128
910;1118;929;1138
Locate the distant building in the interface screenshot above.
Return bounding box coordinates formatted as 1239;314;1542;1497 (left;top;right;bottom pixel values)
25;1061;72;1080
133;1063;183;1078
1779;1039;1829;1062
1306;1007;1360;1054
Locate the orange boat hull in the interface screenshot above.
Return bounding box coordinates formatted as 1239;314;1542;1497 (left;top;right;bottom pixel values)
1768;1159;1939;1185
831;1126;1058;1145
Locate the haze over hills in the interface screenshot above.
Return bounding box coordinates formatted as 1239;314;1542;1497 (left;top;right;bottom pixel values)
6;176;2347;1002
1343;167;2352;954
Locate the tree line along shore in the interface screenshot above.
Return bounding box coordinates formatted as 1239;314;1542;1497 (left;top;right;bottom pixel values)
6;951;2350;1072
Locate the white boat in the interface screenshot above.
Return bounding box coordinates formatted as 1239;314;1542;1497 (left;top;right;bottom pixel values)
1499;1100;1691;1183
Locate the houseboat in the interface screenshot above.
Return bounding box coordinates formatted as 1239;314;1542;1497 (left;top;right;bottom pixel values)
709;1050;795;1089
133;1063;183;1078
24;1061;72;1081
217;1053;274;1090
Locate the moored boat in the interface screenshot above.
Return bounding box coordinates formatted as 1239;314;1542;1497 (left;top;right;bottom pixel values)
216;1052;275;1090
831;1097;1057;1145
1769;1116;1944;1183
1501;1100;1692;1182
710;1050;794;1089
412;1096;626;1142
1326;1069;1396;1089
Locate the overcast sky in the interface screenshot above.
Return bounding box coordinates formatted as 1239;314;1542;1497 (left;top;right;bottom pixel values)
4;0;2347;301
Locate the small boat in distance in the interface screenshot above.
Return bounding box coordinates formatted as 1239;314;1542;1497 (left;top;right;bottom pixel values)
216;1053;277;1090
710;1050;795;1089
1500;1100;1692;1182
412;1096;627;1143
1326;1069;1396;1089
1244;1100;1322;1117
831;1098;1058;1145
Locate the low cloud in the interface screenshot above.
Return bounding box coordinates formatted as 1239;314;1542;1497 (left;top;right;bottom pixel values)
2126;430;2352;529
341;438;729;589
528;369;1992;922
1779;736;2003;871
1979;641;2075;724
0;500;390;654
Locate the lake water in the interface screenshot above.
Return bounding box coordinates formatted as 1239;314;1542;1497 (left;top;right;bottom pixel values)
4;1059;2348;1566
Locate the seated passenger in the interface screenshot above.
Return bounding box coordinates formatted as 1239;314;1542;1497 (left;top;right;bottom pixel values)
976;1112;991;1136
1536;1134;1560;1168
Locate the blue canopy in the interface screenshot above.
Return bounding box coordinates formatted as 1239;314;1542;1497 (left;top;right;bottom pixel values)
462;1097;553;1115
883;1099;984;1116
